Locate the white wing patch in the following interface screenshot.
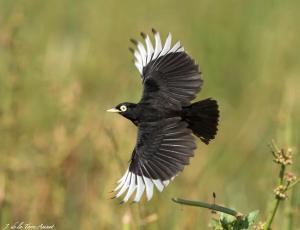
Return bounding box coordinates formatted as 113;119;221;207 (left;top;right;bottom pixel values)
114;169;175;203
131;29;185;75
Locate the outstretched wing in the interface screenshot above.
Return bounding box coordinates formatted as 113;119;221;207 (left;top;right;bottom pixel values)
113;117;196;203
130;29;203;109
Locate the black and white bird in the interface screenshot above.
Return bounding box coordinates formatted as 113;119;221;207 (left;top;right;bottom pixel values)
107;29;219;203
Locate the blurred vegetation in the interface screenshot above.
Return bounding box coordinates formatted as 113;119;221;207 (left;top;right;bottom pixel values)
173;142;299;230
0;0;300;229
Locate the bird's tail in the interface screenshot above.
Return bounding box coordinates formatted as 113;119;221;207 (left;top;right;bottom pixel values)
183;98;219;144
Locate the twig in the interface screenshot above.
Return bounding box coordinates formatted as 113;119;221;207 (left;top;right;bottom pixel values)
286;177;300;191
264;142;287;230
264;198;281;230
172;198;243;218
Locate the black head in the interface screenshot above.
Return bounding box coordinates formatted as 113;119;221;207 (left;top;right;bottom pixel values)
107;102;138;124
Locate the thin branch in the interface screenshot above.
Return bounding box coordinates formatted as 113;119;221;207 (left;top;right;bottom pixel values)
264;199;281;230
172;198;243;218
287;177;300;191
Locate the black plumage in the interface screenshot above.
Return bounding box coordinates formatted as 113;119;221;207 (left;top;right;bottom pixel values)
107;30;219;203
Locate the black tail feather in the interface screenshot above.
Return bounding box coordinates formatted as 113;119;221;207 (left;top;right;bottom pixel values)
183;98;219;144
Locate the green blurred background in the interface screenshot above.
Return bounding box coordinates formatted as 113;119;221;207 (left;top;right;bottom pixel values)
0;0;299;229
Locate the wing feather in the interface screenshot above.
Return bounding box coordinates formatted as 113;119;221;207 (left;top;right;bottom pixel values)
145;35;154;64
160;33;172;57
113;118;195;203
152;30;162;60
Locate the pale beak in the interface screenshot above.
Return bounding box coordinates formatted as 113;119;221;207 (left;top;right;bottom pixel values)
106;108;121;113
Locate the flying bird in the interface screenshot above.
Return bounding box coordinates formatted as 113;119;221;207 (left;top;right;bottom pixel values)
107;29;219;203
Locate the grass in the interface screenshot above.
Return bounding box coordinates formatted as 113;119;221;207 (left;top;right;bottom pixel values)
0;0;300;229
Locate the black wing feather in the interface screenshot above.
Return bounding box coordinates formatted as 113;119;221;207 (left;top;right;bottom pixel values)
141;52;202;109
129;117;195;181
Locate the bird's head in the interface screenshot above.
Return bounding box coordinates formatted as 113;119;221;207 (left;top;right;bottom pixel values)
107;102;138;124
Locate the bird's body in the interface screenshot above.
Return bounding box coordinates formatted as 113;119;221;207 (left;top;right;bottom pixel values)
118;102;180;125
108;29;219;203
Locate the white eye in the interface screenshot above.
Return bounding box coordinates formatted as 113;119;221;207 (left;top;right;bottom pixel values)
120;105;127;112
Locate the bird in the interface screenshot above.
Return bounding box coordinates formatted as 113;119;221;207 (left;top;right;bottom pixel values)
107;29;219;203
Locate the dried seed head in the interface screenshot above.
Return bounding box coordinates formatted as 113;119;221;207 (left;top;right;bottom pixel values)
273;185;287;200
284;172;297;183
274;147;293;165
253;221;265;230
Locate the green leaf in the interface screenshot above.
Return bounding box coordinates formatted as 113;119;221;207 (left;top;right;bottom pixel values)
220;213;236;230
214;210;260;230
246;210;259;225
209;218;223;229
221;213;236;223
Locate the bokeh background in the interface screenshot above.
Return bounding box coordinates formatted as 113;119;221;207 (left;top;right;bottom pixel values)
1;0;300;229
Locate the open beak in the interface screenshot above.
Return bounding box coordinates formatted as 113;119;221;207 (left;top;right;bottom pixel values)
106;108;120;113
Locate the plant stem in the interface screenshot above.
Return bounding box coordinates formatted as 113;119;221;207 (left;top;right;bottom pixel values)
264;199;281;230
264;164;286;230
172;198;243;218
